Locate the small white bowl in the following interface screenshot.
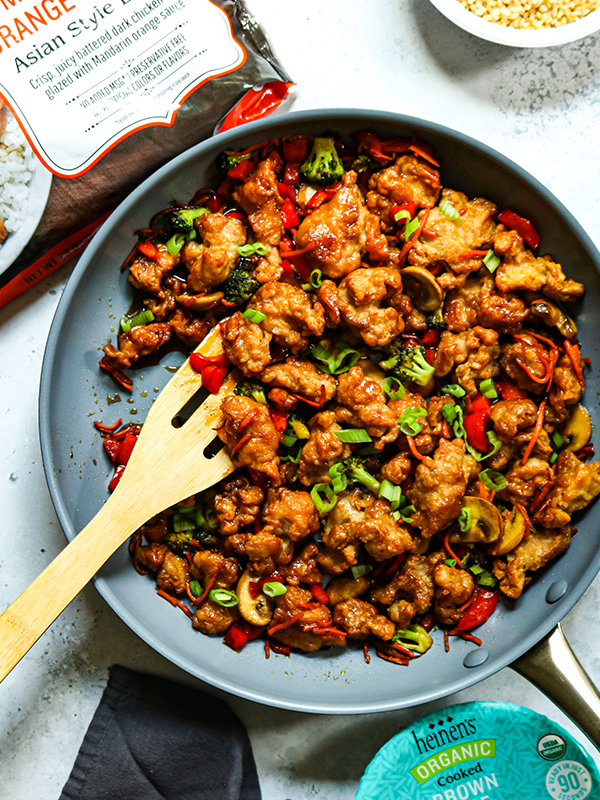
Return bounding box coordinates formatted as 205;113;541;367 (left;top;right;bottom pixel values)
429;0;600;47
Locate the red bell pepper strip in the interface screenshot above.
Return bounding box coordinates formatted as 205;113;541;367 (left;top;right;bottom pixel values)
116;432;137;466
469;393;492;421
223;623;250;652
248;581;263;600
282;136;308;163
225;210;244;220
202;365;228;394
278;182;296;202
307;189;329;209
239;620;264;640
464;411;489;453
259;573;284;588
269;409;288;432
390;201;416;222
422;329;440;347
103;437;122;463
497;209;540;249
497;379;528;401
227;160;255;180
280;259;295;277
108;464;126;492
281;198;300;228
424;347;436;366
311;585;330;604
285;253;312;282
283;162;299;186
189;352;229;374
456;588;499;631
138;241;158;259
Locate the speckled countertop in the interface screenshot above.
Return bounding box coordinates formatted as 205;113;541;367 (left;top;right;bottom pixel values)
3;2;600;797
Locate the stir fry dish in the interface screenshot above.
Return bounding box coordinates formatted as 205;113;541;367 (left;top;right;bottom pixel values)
97;131;600;665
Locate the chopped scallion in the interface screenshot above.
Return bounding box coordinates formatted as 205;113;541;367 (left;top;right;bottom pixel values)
351;564;373;579
209;589;239;607
311;340;361;375
404;217;420;241
309;269;323;289
311;483;337;513
479;378;498;399
445;558;457;568
483;249;501;273
329;462;348;494
189;580;203;597
263;581;287;598
335;429;373;444
552;430;566;448
383;376;406;400
398;407;427;436
469;564;484;575
458;506;472;533
242;309;266;324
480;469;508;492
394;209;412;224
441;384;466;398
237;242;269;257
439;199;462;221
379;479;402;511
120;308;155;333
549;452;558;464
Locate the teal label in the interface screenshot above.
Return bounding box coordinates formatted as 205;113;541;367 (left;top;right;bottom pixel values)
356;702;600;800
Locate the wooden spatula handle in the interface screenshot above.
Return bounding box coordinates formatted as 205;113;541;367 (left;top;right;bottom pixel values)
0;497;140;682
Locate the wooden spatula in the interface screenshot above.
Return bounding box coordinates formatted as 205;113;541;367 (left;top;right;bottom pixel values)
0;326;237;682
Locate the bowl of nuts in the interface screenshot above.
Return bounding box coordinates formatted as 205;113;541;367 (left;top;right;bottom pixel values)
428;0;600;47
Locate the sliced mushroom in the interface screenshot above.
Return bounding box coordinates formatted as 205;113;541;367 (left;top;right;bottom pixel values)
449;497;503;544
495;505;526;556
529;299;577;340
237;569;274;627
564;404;591;452
176;291;224;311
401;266;443;312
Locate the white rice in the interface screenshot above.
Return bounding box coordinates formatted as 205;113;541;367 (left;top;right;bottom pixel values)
0;109;35;242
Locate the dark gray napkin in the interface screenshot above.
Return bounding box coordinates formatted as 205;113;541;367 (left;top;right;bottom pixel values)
59;665;261;800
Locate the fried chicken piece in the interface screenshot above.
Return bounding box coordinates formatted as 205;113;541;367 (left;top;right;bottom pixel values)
501;458;553;507
272;586;332;629
317;488;370;574
214;477;264;535
444;273;529;335
366;154;440;231
262;487;320;542
232;154;284;245
193;600;238;634
295;170;389;279
129;243;178;297
326;574;371;606
433;563;475;626
219;395;281;486
549;353;584;411
379;452;412;486
248;281;325;353
408;189;497;273
434;326;500;396
168;307;213;348
259;356;337;405
252;243;283;283
444;276;485;332
537;450;600;529
184;212;246;292
490;399;539;442
321;266;404;347
333;598;395;641
371;553;445;628
135;542;168;571
355;498;414;561
190;550;238;589
493;526;572;599
145;275;184;321
156;551;189;594
221;310;272;376
335;365;399;449
407;438;467;538
101;322;171;371
297;410;351;486
494;229;584;303
245;529;283;574
500;332;551;395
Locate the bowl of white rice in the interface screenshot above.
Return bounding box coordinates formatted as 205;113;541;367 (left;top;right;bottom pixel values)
0;106;52;276
428;0;600;46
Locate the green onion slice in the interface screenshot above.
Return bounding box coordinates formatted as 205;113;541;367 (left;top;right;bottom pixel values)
549;452;558;464
329;462;348;494
237;242;269;257
398;407;427;436
209;589;239;607
441;384;466;398
242;309;266;324
335;429;373;444
458;506;472;533
167;232;186;256
311;340;361;375
173;508;196;532
404;217;420;241
552;430;566;448
445;558;457;567
351;564;373;579
442;403;465;439
383;376;406;400
189;580;203;597
483;249;501;273
394;209;412;224
479;378;498;399
379;479;402;511
470;564;484;575
120;308;155;333
398;504;416;524
439;199;462;221
480;469;508;492
311;483;337;513
478;573;498;587
262;581;287;598
309;269;323;289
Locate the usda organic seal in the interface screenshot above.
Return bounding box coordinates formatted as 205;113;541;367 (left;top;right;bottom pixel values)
356;702;600;799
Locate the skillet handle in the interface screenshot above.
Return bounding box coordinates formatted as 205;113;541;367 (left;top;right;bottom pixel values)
511;623;600;750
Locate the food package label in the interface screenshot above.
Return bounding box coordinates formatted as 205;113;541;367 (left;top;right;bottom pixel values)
0;0;246;177
356;701;600;799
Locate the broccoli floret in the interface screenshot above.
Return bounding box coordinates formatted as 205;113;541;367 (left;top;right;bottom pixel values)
234;378;267;405
425;305;447;330
382;343;435;387
164;530;194;556
194;529;220;548
335;456;381;495
218;151;252;173
300;137;345;186
167;207;209;233
351;154;377;173
222;263;260;305
391;624;433;654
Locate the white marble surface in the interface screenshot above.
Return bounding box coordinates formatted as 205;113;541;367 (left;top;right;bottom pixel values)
3;1;600;797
